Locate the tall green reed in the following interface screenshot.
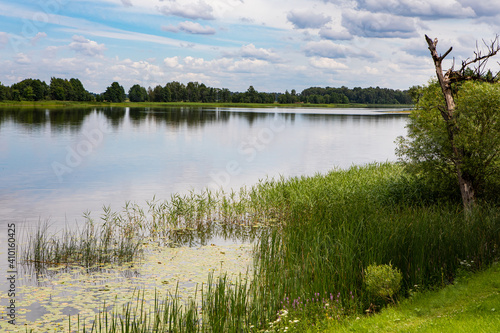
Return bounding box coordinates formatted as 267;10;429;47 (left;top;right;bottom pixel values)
24;162;499;331
20;187;276;269
251;162;499;314
21;215;140;268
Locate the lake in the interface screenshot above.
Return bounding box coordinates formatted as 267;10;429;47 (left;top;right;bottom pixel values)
0;106;409;330
0;106;408;228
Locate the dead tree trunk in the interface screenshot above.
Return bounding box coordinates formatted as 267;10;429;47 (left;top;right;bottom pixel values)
425;35;476;209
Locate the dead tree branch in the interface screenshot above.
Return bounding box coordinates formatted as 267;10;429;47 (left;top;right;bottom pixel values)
424;34;500;210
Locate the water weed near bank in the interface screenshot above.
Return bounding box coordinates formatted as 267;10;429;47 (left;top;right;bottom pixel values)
4;163;499;332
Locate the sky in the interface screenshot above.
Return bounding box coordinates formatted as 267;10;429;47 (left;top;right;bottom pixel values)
1;0;500;94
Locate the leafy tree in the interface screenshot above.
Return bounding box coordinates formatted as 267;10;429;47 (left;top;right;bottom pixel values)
152;85;166;102
408;85;423;104
246;86;259;103
278;90;291;104
49;77;79;101
96;93;104;102
10;79;49;101
0;82;5;101
299;86;409;104
397;80;500;205
165;81;186;102
103;82;126;103
23;86;35;101
186;81;200;102
128;84;148;102
220;88;231;102
418;35;500;208
50;77;67;100
147;86;154;102
163;85;172;102
11;89;21;101
69;78;92;101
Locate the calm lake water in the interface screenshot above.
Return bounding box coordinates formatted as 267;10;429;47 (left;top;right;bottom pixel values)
0;106;409;330
0;106;408;229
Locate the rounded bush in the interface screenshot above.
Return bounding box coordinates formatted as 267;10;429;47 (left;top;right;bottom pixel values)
364;263;402;303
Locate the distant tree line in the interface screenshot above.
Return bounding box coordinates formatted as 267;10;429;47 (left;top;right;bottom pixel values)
0;78;413;105
300;86;412;104
0;78;94;102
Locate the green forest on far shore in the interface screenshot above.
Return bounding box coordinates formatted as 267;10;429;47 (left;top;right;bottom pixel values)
0;77;413;105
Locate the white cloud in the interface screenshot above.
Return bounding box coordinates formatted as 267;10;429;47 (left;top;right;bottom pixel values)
228;58;269;73
14;53;31;64
164;56;181;68
31;32;47;45
161;25;179;33
222;44;282;63
69;35;106;56
41;57;80;72
342;10;419;38
287;10;332;29
319;28;353;41
158;0;215;20
458;0;500;16
120;0;133;7
401;38;433;58
183;56;209;69
162;21;216;35
42;45;62;60
309;57;348;70
0;32;8;48
4;0;500;93
175;72;216;85
238;44;281;62
163;55;270;75
363;66;379;75
111;59;163;87
355;0;475;18
304;40;378;59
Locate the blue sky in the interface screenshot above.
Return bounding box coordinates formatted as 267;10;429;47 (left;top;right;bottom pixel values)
1;0;499;94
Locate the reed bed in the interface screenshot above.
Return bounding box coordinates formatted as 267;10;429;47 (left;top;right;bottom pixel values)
21;162;500;332
249;163;499;318
20;188;275;268
21;216;140;269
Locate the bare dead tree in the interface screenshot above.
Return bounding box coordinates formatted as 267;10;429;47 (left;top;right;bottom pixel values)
425;35;500;210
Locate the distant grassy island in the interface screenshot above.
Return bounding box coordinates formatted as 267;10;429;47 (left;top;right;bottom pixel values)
0;99;413;109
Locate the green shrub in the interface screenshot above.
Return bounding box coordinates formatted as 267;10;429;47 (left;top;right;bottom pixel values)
364;263;402;304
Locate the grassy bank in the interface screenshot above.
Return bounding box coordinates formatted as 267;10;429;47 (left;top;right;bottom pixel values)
20;163;499;332
325;262;500;332
243;163;499;331
0;100;412;109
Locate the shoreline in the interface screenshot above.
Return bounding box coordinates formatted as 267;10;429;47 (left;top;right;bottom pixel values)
0;100;413;109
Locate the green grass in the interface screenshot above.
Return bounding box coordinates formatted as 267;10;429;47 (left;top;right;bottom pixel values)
322;262;500;332
240;163;499;331
19;163;499;332
0;100;412;109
